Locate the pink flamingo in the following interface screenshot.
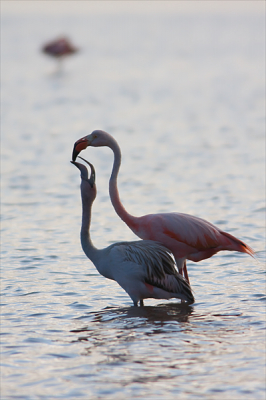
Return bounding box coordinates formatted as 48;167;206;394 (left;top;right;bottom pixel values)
72;130;254;283
72;156;194;306
42;36;78;66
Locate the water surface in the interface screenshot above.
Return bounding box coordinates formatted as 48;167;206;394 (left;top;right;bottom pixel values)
1;2;265;399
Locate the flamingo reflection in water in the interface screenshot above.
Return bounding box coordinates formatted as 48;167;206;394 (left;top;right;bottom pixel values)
71;156;194;307
72;130;254;284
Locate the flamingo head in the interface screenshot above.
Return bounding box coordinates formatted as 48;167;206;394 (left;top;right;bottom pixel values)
71;156;96;199
72;130;113;161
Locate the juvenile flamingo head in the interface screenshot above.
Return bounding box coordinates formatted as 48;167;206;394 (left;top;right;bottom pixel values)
72;130;113;161
70;157;96;191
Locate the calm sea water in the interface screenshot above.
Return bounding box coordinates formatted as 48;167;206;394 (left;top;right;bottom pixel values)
1;3;265;399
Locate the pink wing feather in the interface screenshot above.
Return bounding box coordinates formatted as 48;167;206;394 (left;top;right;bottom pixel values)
136;212;254;262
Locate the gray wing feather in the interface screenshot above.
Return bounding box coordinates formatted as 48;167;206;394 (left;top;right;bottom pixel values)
122;240;176;279
112;240;194;303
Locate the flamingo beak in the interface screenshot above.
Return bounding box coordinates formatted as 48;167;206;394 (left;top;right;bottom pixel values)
72;136;89;162
71;156;95;188
78;156;96;187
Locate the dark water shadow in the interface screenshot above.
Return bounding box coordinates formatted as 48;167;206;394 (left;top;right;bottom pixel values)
70;302;194;337
97;302;194;323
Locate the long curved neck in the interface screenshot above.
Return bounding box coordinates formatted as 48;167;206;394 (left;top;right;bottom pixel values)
80;193;98;265
79;185;114;281
108;138;139;231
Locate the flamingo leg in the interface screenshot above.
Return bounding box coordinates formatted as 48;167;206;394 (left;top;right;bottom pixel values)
183;261;190;284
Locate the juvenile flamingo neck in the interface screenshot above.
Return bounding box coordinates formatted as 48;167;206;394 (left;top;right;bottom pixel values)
108;138;138;230
79;185;114;280
80;191;98;264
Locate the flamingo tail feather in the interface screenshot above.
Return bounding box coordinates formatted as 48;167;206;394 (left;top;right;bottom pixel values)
221;231;255;257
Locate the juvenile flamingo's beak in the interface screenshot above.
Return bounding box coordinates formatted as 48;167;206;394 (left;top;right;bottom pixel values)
78;156;96;187
72;136;89;162
71;156;95;188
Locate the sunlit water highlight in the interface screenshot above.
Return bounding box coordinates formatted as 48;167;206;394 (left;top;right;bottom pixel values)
1;2;265;399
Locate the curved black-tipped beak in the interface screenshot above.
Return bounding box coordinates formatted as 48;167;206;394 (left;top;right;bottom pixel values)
72;136;89;162
71;156;95;188
72;147;78;163
78;156;95;187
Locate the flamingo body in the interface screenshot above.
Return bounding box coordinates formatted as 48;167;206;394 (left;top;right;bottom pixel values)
72;130;254;281
133;212;253;262
42;37;78;59
72;158;194;306
93;240;194;305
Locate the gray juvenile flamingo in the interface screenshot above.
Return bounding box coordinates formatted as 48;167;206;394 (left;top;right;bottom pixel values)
72;130;254;284
72;156;194;306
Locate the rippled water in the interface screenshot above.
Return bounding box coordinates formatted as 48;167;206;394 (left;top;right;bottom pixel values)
1;2;265;399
